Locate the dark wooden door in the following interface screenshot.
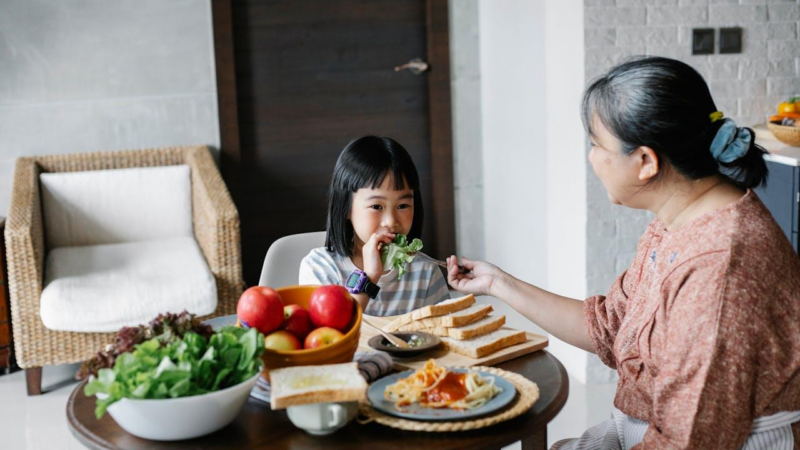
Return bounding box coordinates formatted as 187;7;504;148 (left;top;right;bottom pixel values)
213;0;454;286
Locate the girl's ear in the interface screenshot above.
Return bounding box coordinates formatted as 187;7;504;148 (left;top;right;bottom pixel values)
636;146;660;181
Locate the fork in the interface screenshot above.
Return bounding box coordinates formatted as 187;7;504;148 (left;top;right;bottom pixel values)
413;253;470;274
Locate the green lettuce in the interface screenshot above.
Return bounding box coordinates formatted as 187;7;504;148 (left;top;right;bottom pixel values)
381;234;424;279
84;325;264;419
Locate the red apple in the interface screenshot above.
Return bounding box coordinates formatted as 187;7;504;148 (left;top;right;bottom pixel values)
237;286;284;335
264;330;301;351
308;285;354;332
304;326;345;349
282;304;313;341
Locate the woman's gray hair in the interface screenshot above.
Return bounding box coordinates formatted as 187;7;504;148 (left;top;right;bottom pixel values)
581;56;768;189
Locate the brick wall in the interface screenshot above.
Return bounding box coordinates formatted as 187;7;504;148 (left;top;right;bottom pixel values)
584;0;798;382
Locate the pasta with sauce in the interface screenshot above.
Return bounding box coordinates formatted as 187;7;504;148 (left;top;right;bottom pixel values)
383;359;501;410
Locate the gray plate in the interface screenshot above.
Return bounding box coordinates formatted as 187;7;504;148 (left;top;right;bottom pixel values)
367;332;441;358
367;368;517;421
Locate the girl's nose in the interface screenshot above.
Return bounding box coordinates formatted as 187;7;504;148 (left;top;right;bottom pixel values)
382;211;399;228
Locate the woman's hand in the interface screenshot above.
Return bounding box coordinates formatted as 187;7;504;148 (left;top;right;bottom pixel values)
446;256;505;297
362;227;396;282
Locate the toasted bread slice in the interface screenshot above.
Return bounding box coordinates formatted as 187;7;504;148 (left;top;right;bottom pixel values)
440;328;527;359
418;314;506;339
396;304;493;332
383;294;476;332
269;362;367;410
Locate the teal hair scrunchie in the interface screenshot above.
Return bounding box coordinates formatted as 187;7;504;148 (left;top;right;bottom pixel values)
710;118;751;163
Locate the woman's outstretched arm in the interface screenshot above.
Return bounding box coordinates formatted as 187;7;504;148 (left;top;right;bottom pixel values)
446;256;595;353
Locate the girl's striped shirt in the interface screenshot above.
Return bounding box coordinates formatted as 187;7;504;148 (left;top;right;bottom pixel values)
299;247;450;316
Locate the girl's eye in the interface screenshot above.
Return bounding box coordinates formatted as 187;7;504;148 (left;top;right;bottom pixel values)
370;205;383;210
398;204;412;210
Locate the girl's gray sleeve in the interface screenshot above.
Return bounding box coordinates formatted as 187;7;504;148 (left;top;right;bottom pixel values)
425;266;451;305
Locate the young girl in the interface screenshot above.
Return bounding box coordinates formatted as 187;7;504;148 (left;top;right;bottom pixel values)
299;136;450;316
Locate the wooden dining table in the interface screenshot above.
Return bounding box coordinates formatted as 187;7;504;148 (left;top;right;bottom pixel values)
67;348;568;450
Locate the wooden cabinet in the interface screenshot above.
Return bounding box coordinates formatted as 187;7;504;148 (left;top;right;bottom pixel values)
755;160;800;253
0;218;16;373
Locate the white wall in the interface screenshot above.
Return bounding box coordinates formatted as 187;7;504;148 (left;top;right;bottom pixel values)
479;0;548;292
450;0;486;261
545;0;590;384
0;0;220;216
477;0;596;383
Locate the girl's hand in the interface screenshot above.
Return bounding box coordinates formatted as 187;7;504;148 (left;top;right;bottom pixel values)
362;227;396;282
446;256;504;297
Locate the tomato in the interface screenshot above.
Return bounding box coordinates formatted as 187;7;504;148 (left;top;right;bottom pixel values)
779;102;798;115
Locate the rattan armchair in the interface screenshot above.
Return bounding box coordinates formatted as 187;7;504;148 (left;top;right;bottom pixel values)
4;146;244;395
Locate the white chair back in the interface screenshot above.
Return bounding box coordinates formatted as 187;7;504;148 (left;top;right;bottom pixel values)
258;231;326;288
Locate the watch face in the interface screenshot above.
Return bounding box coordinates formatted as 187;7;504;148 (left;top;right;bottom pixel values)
345;272;361;289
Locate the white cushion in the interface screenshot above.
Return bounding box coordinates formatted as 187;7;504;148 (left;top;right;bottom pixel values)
40;237;217;332
40;166;193;248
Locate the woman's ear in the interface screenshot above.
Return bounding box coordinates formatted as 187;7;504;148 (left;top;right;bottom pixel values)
637;146;660;181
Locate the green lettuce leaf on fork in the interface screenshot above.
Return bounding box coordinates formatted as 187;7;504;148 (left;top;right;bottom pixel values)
380;234;424;279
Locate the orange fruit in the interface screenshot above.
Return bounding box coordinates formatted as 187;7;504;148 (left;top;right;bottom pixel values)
778;102;797;115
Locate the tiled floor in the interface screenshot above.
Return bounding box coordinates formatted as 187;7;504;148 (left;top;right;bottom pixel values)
0;362;617;449
0;363;86;449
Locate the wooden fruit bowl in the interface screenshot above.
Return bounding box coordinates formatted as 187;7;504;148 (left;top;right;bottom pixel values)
260;285;362;380
768;122;800;147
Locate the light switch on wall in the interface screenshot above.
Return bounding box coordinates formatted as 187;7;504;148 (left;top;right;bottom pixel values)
692;28;715;55
719;27;742;54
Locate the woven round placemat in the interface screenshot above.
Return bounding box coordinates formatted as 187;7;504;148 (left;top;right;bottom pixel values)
358;365;539;432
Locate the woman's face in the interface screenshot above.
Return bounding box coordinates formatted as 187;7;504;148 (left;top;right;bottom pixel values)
588;115;655;207
349;174;414;249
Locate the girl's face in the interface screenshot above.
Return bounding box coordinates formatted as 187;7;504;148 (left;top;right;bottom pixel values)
588;114;657;208
349;174;414;249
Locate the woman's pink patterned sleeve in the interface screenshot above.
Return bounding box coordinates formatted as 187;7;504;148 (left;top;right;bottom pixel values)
584;270;630;369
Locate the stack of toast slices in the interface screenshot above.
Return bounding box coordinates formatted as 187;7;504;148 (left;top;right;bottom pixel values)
381;295;527;359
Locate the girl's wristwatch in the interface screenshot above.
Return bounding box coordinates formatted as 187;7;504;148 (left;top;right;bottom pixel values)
345;269;380;299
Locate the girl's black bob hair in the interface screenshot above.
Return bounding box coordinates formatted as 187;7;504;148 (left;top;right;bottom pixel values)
325;136;424;257
581;56;768;189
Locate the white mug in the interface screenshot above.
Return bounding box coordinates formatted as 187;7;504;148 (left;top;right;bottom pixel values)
285;402;358;436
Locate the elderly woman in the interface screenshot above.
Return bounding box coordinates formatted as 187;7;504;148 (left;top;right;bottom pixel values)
447;57;800;449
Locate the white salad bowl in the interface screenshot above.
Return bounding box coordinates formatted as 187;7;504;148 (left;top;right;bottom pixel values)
104;371;259;441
